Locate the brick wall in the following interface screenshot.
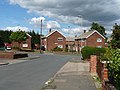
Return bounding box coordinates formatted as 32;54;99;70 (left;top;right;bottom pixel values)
90;55;108;90
0;51;14;59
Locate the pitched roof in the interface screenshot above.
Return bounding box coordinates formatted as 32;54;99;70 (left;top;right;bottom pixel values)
26;33;32;37
45;30;65;38
66;37;75;41
78;30;105;39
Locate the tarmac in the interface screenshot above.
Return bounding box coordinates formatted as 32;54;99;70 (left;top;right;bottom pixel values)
0;53;97;90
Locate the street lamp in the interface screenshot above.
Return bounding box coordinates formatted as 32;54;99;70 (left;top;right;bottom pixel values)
78;15;82;30
78;15;83;60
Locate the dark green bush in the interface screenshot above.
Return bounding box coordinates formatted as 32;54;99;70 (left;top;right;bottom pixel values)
81;46;106;60
101;48;120;90
52;47;63;51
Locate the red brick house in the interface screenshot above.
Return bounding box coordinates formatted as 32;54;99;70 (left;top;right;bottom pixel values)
12;33;32;50
75;30;106;52
42;30;66;51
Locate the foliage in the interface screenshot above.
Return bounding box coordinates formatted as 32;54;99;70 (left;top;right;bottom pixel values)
90;22;106;36
102;48;120;89
65;47;68;52
9;30;27;43
111;23;120;49
0;37;5;47
81;46;106;59
28;30;40;49
0;30;13;43
12;46;20;51
52;47;63;51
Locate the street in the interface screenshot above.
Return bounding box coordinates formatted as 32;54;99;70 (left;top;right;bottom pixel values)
0;54;80;90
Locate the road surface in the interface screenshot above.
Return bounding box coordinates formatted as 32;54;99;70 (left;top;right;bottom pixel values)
0;54;80;90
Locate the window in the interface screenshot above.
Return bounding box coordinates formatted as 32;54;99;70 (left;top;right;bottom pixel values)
57;37;63;41
58;45;63;48
22;44;28;47
97;38;102;42
97;46;102;48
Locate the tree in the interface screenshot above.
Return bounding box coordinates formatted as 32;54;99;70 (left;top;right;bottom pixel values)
90;22;106;36
0;36;5;47
9;30;27;49
0;30;12;43
111;23;120;49
28;30;40;49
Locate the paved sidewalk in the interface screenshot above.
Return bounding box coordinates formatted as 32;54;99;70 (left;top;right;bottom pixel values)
42;61;97;90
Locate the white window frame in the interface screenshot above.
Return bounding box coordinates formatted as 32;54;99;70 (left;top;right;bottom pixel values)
57;37;63;41
58;45;63;48
97;38;102;42
97;46;102;48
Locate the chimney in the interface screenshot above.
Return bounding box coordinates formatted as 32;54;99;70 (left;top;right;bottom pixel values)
75;35;77;37
84;30;86;33
49;28;52;33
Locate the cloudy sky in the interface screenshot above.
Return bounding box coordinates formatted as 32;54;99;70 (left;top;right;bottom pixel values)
0;0;120;36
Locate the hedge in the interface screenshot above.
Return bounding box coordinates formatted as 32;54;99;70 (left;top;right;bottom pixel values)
81;46;106;60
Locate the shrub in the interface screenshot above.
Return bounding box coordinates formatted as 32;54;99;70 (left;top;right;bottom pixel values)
52;47;63;51
81;46;106;60
102;49;120;90
12;46;20;51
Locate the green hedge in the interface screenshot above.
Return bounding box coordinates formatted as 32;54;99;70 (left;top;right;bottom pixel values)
81;46;106;60
52;47;63;51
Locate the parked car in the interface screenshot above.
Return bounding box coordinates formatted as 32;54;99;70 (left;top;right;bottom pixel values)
6;46;12;50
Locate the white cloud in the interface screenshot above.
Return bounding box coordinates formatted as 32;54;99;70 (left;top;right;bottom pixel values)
46;21;60;29
105;30;112;35
9;0;120;37
62;27;83;36
9;0;120;26
3;26;29;32
30;17;60;29
30;17;45;25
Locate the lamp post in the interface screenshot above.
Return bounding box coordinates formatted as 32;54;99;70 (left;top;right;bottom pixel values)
78;15;83;60
40;19;42;53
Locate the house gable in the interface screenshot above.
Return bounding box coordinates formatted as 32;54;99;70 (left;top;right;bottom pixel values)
86;30;105;39
45;30;65;38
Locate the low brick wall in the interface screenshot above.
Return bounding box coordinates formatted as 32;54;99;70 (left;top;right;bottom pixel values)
0;51;28;59
0;51;14;59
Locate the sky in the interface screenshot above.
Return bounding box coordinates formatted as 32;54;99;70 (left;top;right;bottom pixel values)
0;0;120;37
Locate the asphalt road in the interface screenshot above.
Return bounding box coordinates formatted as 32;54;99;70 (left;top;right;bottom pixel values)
0;54;80;90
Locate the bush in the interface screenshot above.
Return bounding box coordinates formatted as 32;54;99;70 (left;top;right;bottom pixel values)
52;47;63;51
81;46;106;60
102;49;120;90
12;46;20;51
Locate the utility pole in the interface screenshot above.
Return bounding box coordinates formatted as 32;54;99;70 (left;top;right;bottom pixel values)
40;19;42;53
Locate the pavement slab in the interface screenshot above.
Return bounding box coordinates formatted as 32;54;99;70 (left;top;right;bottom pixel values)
42;61;97;90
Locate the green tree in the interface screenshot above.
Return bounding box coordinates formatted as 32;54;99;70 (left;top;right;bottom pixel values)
90;22;106;36
9;30;27;49
0;30;12;43
111;23;120;49
0;36;4;47
28;30;40;49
